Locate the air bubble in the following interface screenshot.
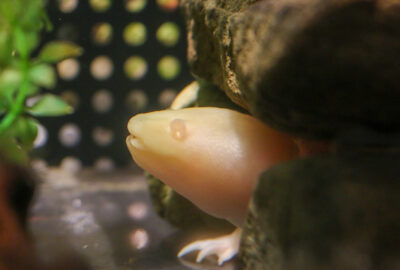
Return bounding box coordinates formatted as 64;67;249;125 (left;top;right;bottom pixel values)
90;56;113;80
124;22;147;46
60;156;82;174
34;123;48;148
124;56;148;80
157;0;178;11
58;0;78;13
92;127;114;146
94;157;115;172
158;88;177;108
129;229;149;250
169;118;187;141
126;90;148;111
92;23;113;45
125;0;147;13
57;59;80;80
128;202;149;220
157;56;180;80
156;22;180;47
31;159;48;173
92;89;113;113
90;0;111;12
59;123;81;147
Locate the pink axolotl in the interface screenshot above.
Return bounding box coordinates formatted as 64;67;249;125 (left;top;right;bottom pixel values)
126;106;299;265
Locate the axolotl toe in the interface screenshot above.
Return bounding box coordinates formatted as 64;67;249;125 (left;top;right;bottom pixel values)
126;107;298;265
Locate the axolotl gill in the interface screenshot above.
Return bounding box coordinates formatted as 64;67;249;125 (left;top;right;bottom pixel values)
126;107;299;265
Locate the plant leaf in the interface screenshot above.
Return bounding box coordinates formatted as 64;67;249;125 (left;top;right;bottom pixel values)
39;41;83;63
25;84;39;97
13;26;38;57
13;28;25;55
0;29;12;65
0;99;6;114
9;116;38;149
0;135;28;165
28;63;56;89
40;10;53;31
29;94;73;116
0;68;22;88
0;68;22;100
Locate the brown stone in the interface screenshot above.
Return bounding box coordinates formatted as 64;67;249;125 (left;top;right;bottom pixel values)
181;0;400;139
240;151;400;270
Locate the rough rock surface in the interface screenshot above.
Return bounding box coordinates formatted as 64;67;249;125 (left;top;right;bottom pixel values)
240;151;400;270
181;0;400;139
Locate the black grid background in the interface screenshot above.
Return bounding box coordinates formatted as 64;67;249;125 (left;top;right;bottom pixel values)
33;0;192;167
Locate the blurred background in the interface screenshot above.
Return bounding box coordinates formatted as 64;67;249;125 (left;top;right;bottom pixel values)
32;0;193;168
24;1;226;270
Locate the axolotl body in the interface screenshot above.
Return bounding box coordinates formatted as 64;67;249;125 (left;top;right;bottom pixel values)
126;107;298;265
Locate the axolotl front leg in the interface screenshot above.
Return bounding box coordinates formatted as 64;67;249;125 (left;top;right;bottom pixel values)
178;227;242;265
126;107;298;265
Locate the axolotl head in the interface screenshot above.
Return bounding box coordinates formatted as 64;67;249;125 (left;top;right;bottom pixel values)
127;109;197;159
126;107;298;226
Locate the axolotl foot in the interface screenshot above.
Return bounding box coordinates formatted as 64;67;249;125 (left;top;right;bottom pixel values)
178;228;242;266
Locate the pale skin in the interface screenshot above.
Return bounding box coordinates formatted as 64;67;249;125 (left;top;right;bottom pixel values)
126;107;298;265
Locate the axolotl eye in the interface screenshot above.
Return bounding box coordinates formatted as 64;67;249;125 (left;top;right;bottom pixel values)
169;118;187;141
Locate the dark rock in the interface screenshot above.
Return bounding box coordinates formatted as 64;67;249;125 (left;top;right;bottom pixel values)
195;80;247;113
253;0;400;139
181;0;262;109
240;151;400;270
181;0;400;138
177;1;400;268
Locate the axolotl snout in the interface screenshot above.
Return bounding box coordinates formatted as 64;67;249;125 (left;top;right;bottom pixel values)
126;107;298;264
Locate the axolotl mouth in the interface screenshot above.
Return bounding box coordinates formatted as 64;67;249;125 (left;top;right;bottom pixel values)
126;115;146;150
126;134;143;150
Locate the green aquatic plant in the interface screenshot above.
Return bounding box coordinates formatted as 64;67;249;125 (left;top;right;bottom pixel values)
0;0;83;164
